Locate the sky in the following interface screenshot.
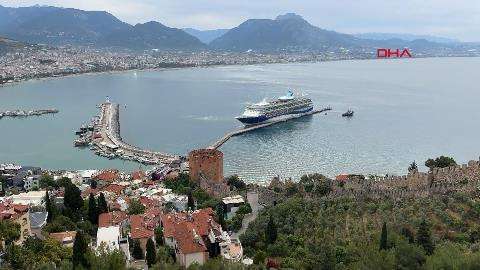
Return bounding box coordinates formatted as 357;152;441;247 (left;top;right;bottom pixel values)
1;0;479;42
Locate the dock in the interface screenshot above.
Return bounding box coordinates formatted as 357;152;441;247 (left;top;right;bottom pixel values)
0;109;58;119
75;102;180;165
208;107;332;150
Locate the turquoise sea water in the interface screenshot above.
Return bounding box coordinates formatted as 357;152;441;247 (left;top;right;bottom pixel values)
1;57;479;182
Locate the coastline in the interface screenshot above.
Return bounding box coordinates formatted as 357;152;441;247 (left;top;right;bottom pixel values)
1;54;478;88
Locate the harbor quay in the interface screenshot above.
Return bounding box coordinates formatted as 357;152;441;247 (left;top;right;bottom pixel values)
74;102;180;165
208;107;332;150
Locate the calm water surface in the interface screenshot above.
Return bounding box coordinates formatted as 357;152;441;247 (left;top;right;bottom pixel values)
1;57;479;182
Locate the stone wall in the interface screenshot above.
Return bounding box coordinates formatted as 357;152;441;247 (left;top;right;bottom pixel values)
188;149;223;183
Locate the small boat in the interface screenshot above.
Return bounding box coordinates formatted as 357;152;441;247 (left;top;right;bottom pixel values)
342;110;354;117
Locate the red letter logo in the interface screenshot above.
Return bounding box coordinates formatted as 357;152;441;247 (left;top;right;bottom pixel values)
400;48;412;58
377;49;388;58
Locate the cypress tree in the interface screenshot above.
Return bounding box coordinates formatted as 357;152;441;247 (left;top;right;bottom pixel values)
88;193;99;225
146;238;156;267
97;192;109;214
72;231;88;268
132;239;144;259
187;192;195;210
216;204;226;230
266;215;277;244
379;222;388;250
64;183;83;212
45;190;57;223
417;219;435;255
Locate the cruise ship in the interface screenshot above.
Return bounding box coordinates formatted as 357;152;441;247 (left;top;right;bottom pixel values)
236;91;313;125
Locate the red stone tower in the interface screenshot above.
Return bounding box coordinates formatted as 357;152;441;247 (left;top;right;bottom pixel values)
188;149;224;183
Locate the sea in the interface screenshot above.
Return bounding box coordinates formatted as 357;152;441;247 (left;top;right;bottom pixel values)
1;57;479;183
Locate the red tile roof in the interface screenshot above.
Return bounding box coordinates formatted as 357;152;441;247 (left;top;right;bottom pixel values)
102;184;125;195
174;222;207;254
49;231;77;243
98;211;128;228
94;170;119;182
336;174;349;181
130;215;154;239
161;208;216;239
131;171;146;180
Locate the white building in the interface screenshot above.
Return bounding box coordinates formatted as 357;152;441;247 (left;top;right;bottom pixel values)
24;176;40;191
9;190;45;206
96;226;121;251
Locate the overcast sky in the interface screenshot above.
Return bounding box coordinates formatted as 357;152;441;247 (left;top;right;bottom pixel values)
1;0;479;41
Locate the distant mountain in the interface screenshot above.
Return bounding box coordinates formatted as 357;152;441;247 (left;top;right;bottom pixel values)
0;5;205;50
101;22;206;50
183;28;229;44
210;13;368;52
355;33;460;44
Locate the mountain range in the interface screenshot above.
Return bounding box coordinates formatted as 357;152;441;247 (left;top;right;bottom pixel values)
0;5;468;53
354;33;460;44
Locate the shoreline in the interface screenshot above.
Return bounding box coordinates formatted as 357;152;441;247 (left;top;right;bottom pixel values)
2;55;477;88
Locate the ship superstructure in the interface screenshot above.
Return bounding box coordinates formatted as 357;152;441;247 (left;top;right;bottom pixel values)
236;91;313;125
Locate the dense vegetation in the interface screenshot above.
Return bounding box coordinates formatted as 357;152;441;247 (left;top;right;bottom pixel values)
240;176;480;269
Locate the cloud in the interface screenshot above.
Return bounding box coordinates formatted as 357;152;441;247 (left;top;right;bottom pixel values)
1;0;479;41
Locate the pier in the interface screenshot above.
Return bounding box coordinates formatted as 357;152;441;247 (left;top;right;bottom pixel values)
0;109;58;119
208;107;332;150
75;102;180;165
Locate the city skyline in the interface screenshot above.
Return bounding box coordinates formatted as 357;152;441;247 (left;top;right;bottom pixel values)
1;0;479;42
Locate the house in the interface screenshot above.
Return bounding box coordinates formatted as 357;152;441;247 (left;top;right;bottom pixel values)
9;190;45;206
98;211;128;228
222;195;245;219
129;209;162;256
162;193;188;211
96;226;120;251
0;203;31;244
49;231;76;247
24;175;40;191
174;222;209;268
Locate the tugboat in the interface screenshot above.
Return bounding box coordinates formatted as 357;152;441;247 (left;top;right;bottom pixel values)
342;110;354;117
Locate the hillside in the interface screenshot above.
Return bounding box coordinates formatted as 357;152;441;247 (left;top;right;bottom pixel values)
101;22;206;51
210;13;367;52
0;36;24;54
0;5;204;50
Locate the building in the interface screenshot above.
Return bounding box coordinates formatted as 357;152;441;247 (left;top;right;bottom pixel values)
129;209;162;256
24;175;40;191
29;211;48;238
0;203;31;244
9;190;45;206
98;211;128;228
222;195;245;219
174;222;209;268
188;149;223;183
49;231;77;247
96;226;121;251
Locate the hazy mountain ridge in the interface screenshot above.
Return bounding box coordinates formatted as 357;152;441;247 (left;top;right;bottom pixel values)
355;33;460;44
0;5;205;50
183;28;229;44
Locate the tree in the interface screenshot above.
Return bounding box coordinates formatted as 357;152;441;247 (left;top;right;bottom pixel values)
155;226;164;246
380;222;388;250
216;203;226;230
97;193;109;214
425;156;456;170
39;174;57;189
128;199;145;215
401;226;415;244
266;215;277;244
187;192;195;210
90;179;97;189
146;238;156;267
72;231;89;269
132;239;144;260
0;220;20;245
64;183;83;212
226;175;246;191
45;190;57;223
417;219;435;255
88;193;99;225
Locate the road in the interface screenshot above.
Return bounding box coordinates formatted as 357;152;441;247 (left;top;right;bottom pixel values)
232;191;260;239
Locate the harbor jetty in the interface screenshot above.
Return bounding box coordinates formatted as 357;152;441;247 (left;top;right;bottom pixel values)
0;109;58;119
74;101;180;165
208;107;332;150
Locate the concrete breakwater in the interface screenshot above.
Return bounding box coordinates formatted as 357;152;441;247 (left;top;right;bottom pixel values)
74;102;180;165
0;109;58;119
208;107;332;150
